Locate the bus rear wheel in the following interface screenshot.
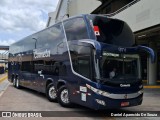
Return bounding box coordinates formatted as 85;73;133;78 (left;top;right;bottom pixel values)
57;85;72;107
15;78;20;89
13;78;16;87
46;83;57;102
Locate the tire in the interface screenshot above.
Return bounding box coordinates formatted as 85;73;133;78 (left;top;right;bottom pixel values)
15;78;21;89
46;83;57;102
57;85;72;107
13;77;16;87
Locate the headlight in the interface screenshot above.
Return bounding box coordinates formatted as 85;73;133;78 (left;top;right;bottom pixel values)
86;84;110;97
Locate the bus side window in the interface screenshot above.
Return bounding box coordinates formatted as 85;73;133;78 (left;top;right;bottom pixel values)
33;60;56;76
59;62;67;76
21;61;31;72
70;45;92;79
64;17;89;41
36;23;64;52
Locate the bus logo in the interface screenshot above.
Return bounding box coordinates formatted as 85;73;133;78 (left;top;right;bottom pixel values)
34;49;50;59
120;84;130;87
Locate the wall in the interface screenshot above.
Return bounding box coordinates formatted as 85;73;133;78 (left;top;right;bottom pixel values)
47;0;101;27
113;0;160;32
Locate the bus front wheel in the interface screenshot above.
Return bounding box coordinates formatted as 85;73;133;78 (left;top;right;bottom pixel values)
57;85;72;107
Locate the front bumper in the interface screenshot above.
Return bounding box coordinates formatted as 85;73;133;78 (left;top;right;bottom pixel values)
93;94;143;110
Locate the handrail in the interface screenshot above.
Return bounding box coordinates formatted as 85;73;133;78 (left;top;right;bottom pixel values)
105;0;141;17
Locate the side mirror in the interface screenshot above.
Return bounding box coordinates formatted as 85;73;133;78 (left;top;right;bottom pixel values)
137;45;156;63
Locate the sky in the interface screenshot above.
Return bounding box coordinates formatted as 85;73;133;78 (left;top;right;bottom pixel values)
0;0;59;46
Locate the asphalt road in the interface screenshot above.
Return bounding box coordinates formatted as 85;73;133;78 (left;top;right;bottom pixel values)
0;79;160;120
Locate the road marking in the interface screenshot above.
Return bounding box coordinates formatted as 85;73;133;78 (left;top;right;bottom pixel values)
0;75;9;97
143;80;160;83
144;86;160;89
0;77;9;97
143;80;160;88
0;83;9;97
0;76;8;83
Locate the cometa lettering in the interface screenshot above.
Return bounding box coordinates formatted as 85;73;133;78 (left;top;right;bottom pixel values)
34;50;50;59
120;84;130;87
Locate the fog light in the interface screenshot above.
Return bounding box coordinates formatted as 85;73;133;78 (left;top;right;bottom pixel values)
95;99;106;106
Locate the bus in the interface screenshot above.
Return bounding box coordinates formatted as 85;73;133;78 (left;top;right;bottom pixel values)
8;14;155;110
0;66;5;74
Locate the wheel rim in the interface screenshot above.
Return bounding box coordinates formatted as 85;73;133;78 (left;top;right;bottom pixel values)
49;86;57;99
60;89;69;104
13;78;16;86
16;79;19;87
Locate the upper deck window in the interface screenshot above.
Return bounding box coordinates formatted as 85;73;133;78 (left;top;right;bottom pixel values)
64;17;89;41
37;24;64;49
87;15;135;47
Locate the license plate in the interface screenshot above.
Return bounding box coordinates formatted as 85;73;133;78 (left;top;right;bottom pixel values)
121;102;129;107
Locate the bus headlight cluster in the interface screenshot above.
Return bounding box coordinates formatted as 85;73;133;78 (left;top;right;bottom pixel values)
86;84;110;97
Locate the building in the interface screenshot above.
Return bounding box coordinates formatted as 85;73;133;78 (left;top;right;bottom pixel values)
46;0;102;27
0;46;9;70
47;0;160;85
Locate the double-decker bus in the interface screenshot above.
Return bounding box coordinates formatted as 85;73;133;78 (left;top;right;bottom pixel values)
8;14;155;110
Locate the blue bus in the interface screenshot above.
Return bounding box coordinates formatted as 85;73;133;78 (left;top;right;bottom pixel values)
8;14;155;110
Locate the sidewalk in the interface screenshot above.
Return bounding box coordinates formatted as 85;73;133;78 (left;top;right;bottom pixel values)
0;73;9;97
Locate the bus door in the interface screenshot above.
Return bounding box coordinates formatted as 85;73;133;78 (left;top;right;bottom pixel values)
69;43;93;105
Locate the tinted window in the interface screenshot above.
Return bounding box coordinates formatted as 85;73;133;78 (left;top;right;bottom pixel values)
23;38;35;52
37;24;64;50
70;45;92;79
64;17;89;41
9;37;35;55
100;51;140;83
31;60;66;76
21;62;31;72
87;15;135;47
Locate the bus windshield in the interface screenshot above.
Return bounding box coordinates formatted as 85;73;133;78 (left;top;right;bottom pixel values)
99;51;141;83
